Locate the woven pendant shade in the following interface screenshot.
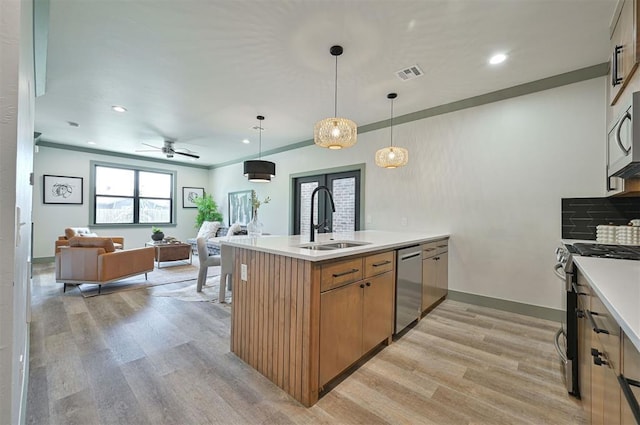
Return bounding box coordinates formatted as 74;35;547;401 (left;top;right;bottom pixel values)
314;45;357;149
375;92;409;169
314;117;357;149
375;146;409;168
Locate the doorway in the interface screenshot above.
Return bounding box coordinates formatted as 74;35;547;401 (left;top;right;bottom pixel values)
292;169;361;236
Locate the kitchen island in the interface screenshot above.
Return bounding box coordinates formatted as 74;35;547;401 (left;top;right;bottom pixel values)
220;230;449;406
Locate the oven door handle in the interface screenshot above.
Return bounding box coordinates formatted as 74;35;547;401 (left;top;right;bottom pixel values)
619;374;640;424
553;263;566;280
554;327;568;363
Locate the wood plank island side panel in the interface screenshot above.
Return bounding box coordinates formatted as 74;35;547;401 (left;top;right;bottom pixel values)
230;249;319;406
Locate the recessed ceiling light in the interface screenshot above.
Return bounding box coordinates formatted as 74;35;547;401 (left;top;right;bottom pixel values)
87;141;96;145
489;53;507;65
111;105;127;113
242;139;250;144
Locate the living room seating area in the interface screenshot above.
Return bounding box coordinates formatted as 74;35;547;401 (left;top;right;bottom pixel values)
55;236;155;294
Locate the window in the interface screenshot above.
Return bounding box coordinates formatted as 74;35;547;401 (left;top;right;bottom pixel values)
92;163;175;225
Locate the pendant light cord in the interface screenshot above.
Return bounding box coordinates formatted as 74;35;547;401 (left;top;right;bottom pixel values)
258;121;262;160
390;98;394;147
334;55;338;118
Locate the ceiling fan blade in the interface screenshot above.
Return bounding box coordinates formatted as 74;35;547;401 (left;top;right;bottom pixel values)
141;142;162;149
174;151;200;159
135;149;161;153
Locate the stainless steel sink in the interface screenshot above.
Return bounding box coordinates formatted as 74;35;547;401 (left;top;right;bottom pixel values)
297;240;370;250
299;244;337;251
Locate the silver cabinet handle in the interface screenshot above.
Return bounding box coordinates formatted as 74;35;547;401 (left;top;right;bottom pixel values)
616;111;632;155
400;252;421;261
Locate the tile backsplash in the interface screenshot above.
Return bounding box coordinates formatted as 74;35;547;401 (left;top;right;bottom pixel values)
562;197;640;240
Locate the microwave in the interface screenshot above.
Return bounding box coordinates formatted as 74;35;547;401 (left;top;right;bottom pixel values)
608;91;640;178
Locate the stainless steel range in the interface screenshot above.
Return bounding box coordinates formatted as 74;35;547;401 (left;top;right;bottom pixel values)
553;242;640;398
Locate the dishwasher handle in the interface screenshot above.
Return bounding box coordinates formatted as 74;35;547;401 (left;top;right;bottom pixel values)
400;252;421;261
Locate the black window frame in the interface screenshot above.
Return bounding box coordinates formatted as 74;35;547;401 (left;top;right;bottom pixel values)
90;161;177;227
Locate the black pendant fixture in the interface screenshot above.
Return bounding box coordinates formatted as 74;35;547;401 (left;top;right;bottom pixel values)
243;115;276;182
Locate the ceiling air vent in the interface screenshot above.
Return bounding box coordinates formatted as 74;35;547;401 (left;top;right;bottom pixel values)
395;64;424;81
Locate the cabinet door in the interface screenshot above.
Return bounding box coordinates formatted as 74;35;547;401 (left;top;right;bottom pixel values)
591;335;605;425
436;251;448;300
422;256;438;312
622;334;640;425
610;0;640;105
319;281;363;386
577;295;592;421
362;272;394;354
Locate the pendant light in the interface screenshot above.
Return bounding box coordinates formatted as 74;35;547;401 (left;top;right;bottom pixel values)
375;93;408;169
243;115;276;182
314;45;357;149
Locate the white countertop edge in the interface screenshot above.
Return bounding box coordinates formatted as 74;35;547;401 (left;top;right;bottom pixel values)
218;230;450;262
573;256;640;353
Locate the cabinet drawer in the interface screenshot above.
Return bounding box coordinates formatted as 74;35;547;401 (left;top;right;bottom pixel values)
422;240;448;258
435;241;448;255
421;242;438;259
590;294;621;373
364;251;394;278
321;258;364;292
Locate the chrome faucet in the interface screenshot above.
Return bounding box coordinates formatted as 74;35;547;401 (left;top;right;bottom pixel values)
310;185;336;243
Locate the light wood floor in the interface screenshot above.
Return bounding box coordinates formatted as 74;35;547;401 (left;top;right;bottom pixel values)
27;263;586;424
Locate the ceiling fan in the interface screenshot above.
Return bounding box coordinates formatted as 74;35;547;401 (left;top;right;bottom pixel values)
136;140;200;159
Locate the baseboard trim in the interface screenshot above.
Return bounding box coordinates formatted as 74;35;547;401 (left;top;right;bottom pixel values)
447;290;563;322
32;257;54;264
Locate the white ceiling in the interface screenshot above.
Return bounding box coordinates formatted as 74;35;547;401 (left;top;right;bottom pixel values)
35;0;617;167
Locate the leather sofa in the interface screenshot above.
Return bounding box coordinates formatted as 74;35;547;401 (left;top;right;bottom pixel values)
55;227;124;254
55;236;155;294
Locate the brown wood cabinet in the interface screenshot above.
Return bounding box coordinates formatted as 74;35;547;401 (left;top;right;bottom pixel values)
610;0;640;106
421;240;448;313
576;269;632;425
621;334;640;424
231;247;397;407
319;255;395;386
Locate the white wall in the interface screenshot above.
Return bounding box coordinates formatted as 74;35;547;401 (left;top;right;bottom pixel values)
210;78;606;311
1;0;35;423
32;147;210;258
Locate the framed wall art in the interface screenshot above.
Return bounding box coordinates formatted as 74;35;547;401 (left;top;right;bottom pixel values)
43;174;83;204
228;190;252;226
182;187;204;208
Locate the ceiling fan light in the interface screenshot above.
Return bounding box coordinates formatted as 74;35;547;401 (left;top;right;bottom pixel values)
375;146;408;169
314;117;357;149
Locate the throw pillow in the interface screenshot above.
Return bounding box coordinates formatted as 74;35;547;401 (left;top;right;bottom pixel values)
227;222;242;237
65;227;97;238
68;236;116;253
197;221;221;240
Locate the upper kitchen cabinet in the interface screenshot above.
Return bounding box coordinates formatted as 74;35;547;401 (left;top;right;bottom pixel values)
609;0;640;106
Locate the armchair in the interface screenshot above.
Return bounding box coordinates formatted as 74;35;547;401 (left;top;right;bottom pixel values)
55;236;154;294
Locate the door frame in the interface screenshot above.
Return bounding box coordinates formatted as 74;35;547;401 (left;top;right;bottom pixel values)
289;163;366;235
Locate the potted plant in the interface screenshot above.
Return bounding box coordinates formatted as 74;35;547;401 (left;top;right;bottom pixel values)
193;193;223;229
151;226;165;241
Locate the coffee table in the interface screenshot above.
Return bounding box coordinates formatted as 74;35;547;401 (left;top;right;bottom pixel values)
145;241;192;268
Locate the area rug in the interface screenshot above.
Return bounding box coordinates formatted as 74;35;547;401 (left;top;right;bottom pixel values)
76;261;220;297
149;275;232;303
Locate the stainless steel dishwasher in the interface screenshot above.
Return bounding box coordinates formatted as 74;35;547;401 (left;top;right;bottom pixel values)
395;245;422;334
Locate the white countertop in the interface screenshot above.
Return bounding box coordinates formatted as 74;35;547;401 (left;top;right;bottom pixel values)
573;256;640;352
218;230;449;262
